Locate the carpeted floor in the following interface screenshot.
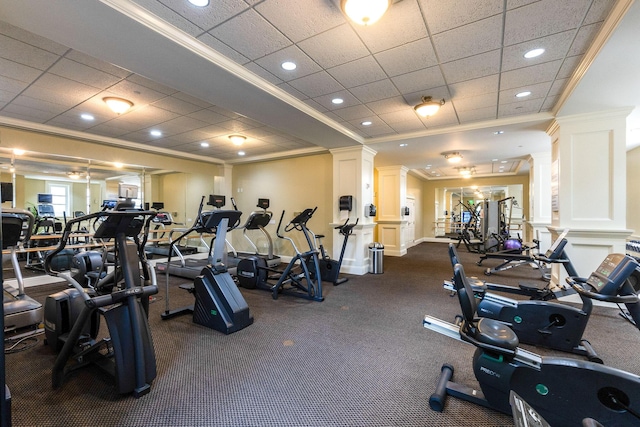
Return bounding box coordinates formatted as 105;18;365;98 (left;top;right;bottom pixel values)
4;242;640;426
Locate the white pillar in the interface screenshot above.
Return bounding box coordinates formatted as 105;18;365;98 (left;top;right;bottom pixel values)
547;108;633;285
375;165;408;256
526;152;552;249
330;146;377;275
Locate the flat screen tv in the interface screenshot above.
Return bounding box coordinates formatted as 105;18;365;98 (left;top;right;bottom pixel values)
1;182;13;203
38;193;53;204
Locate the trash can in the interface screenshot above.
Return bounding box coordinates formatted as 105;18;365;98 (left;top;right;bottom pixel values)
368;242;384;274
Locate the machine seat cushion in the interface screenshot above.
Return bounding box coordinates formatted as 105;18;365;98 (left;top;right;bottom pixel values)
473;317;519;351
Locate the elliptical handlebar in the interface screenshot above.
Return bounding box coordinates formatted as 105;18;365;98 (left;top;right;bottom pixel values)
3;208;35;244
566;276;639;304
284;207;317;233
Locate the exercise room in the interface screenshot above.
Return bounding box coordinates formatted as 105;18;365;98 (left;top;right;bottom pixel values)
2;1;640;426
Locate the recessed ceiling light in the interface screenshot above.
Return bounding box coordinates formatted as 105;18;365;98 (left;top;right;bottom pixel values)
188;0;209;6
362;121;372;126
524;48;545;59
81;113;94;121
150;130;162;137
332;98;344;105
200;142;210;147
281;61;296;71
516;91;531;98
238;151;245;156
493;130;504;135
399;143;408;147
501;160;508;163
492;158;499;162
425;166;431;170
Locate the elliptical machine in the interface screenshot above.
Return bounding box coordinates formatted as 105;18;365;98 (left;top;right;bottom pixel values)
43;208;159;397
425;254;640;426
309;218;358;286
237;208;324;302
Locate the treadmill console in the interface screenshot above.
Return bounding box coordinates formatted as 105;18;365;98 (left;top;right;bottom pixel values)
586;253;639;295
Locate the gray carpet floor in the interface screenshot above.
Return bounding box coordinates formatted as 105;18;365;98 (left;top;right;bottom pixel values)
4;242;640;426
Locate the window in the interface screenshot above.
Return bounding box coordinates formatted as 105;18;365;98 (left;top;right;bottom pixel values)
48;184;69;218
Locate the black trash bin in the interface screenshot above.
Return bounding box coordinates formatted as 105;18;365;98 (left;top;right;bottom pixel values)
368;242;384;274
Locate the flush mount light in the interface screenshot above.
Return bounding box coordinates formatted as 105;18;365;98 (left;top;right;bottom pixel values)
67;171;82;180
515;91;531;98
103;97;133;114
150;130;162;137
458;166;475;178
524;48;545;59
332;98;344;105
444;152;463;163
229;135;246;146
281;61;297;71
200;142;210;148
81;113;95;121
414;96;445;118
341;0;391;26
238;151;246;156
362;121;372;126
188;0;209;6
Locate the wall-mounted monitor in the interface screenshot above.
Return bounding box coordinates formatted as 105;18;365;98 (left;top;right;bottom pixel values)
208;194;225;208
1;182;13;203
38;193;53;204
118;183;139;199
102;199;118;209
151;202;165;210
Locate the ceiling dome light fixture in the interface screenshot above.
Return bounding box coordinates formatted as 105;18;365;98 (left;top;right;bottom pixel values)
341;0;391;26
281;61;297;71
515;91;531;98
524;48;545;59
188;0;209;6
414;96;445;118
444;152;463;163
229;135;246;146
67;171;82;180
103;97;133;114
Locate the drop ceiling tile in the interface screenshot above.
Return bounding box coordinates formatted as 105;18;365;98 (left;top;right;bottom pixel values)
287;71;343;98
253;45;321;82
197;33;250;65
188;109;231;124
132;0;206;36
498;97;544;117
0;76;28;96
431;15;503;63
216;119;259;132
1;103;58;122
440;50;501;84
499;81;552;104
379;109;424;124
313;91;361;110
504;0;591;45
11;94;70;115
367;96;412;115
165;129;210;144
354;0;428;53
350;79;400;104
541;95;559;110
506;0;539;9
302;98;328;113
361;123;395;137
297;24;369;69
107;80;169;105
453;93;497;112
557;55;583;79
548;78;568;97
449;75;499;98
456;106;497;123
276;82;308;100
0;21;68;55
117;105;180;128
0;57;41;83
208;9;291;60
500;60;562;90
419;0;503;35
327;56;387;89
584;0;617;24
243;62;284;85
502;31;575;71
332;104;374;121
153;116;209;135
172;92;212;109
64;50;131;79
86;122;139;138
403;86;449;106
49;58;123;89
568;23;601;56
125;74;177;96
255;0;343;42
419;107;459;128
374;38;437;77
391;66;446;95
166;0;252;31
197;125;232;137
388;119;428;133
0;33;60;70
25;78;99;106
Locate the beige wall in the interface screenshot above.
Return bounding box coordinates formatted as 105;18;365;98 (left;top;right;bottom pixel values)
231;153;333;257
628;146;640;239
407;172;423;242
421;174;529;239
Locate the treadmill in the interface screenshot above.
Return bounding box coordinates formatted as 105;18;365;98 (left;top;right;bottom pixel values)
156;195;239;279
227;198;280;268
3;209;43;335
145;203;198;257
